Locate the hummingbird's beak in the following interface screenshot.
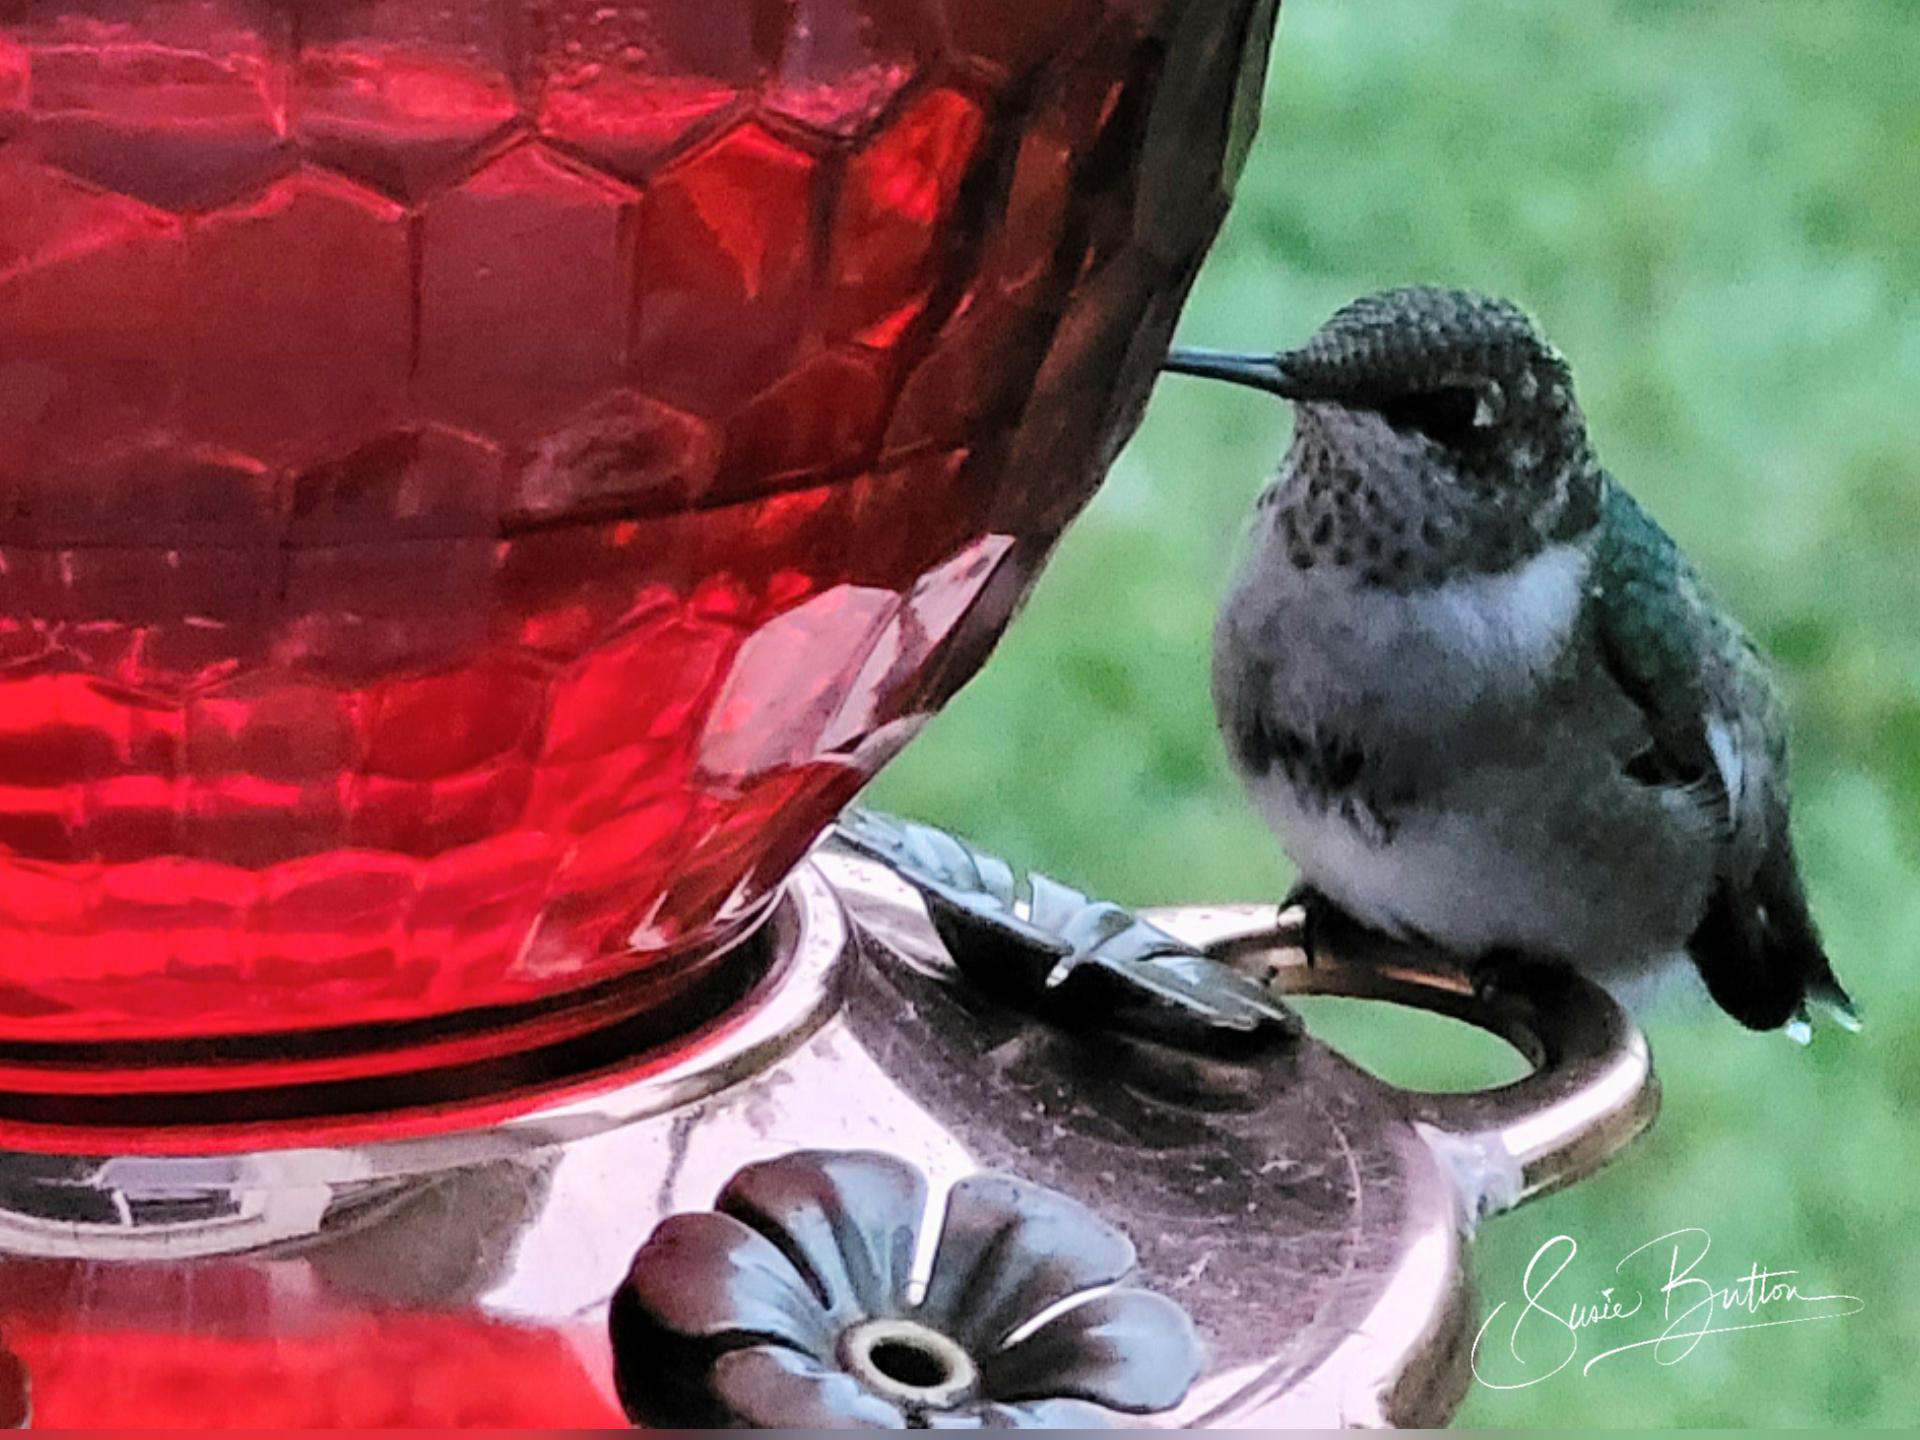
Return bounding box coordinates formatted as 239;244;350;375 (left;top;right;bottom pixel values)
1161;348;1307;400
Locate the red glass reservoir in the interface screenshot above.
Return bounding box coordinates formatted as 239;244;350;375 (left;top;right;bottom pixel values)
0;0;1274;1121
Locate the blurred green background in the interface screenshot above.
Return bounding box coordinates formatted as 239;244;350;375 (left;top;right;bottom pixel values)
871;0;1919;1428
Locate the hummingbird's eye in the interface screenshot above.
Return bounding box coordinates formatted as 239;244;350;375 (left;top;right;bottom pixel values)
1379;385;1490;447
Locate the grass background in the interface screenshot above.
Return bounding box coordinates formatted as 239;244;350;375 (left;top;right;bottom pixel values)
870;0;1920;1427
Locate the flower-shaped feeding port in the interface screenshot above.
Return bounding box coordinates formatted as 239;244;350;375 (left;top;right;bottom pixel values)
611;1150;1201;1428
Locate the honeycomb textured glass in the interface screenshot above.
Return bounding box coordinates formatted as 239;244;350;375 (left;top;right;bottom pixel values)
0;0;1277;1095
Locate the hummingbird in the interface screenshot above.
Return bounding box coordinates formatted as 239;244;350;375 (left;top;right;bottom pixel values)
1166;286;1856;1036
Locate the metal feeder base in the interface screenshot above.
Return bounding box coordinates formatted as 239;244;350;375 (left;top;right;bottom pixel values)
0;824;1655;1429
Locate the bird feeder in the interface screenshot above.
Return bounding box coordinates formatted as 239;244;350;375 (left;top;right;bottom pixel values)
0;0;1651;1425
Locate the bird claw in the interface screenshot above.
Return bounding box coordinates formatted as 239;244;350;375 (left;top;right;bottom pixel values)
1280;882;1330;969
1466;949;1536;1005
1467;958;1503;1004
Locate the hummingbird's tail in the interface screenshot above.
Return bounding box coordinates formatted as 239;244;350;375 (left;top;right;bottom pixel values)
1687;840;1857;1039
1784;973;1860;1046
1807;971;1863;1032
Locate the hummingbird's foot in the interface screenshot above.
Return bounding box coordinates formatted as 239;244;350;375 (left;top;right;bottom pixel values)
1465;948;1539;1003
1280;882;1335;969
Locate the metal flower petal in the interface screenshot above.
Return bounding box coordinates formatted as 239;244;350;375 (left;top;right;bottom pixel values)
717;1149;929;1324
922;1397;1120;1428
982;1288;1202;1413
710;1344;909;1429
917;1173;1136;1355
616;1209;837;1352
611;1210;842;1428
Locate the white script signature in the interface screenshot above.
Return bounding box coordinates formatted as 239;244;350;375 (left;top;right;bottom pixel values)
1470;1228;1864;1390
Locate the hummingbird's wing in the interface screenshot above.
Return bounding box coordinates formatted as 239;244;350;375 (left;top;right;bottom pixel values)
1588;480;1854;1032
1588;482;1773;839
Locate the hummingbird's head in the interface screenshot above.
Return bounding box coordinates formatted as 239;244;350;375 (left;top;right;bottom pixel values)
1167;287;1604;582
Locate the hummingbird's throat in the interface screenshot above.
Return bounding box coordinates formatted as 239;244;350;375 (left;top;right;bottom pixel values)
1267;407;1574;590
